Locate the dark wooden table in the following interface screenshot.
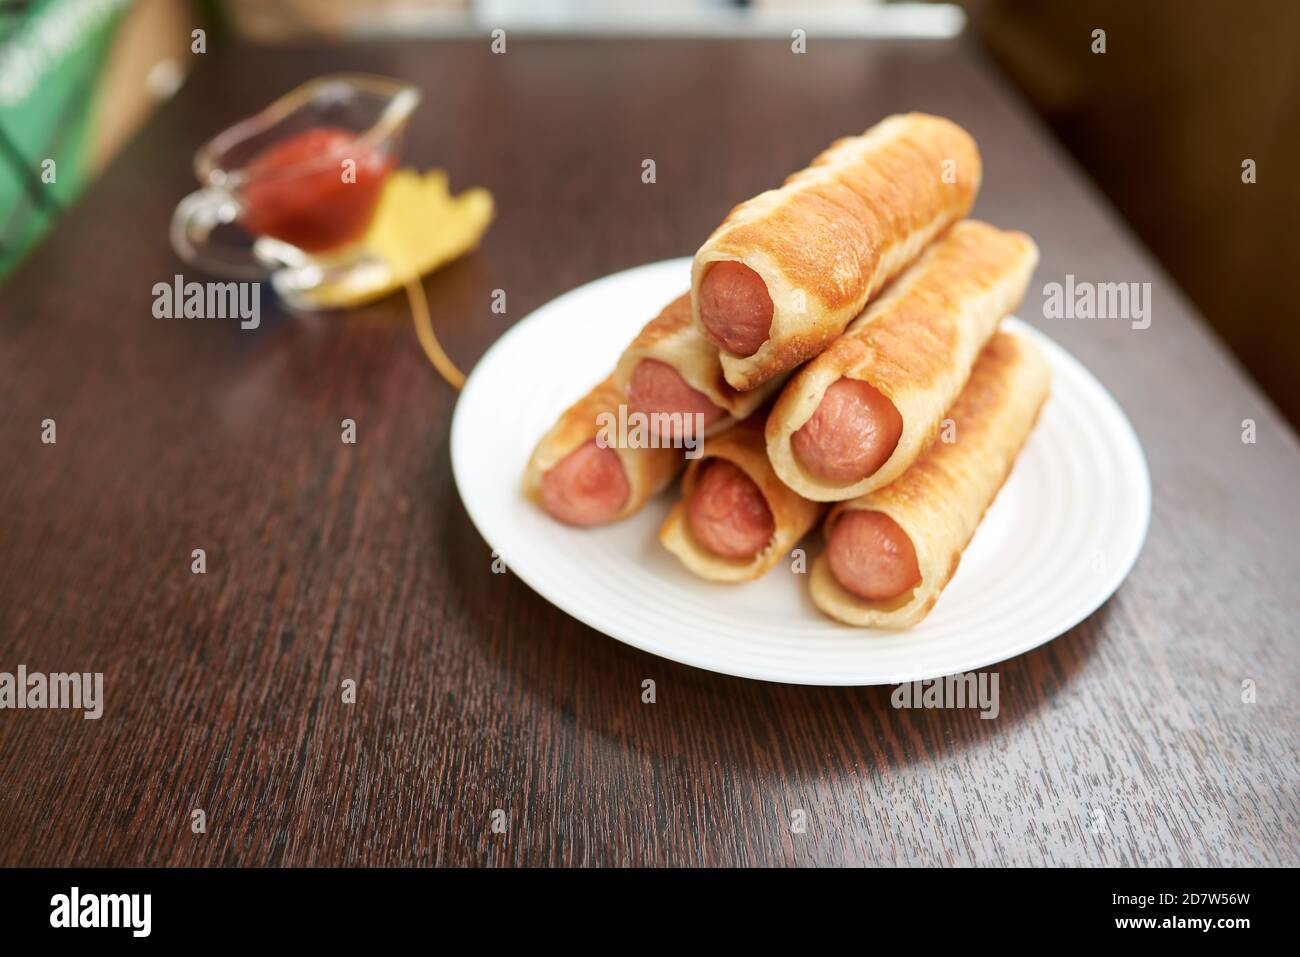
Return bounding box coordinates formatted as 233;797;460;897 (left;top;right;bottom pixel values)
1;38;1296;868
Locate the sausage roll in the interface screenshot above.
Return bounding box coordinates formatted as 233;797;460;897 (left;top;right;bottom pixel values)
766;220;1038;502
809;331;1050;628
613;293;785;438
660;413;824;583
524;376;682;527
691;113;980;391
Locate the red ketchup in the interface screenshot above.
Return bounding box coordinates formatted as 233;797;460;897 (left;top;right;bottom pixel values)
240;126;395;253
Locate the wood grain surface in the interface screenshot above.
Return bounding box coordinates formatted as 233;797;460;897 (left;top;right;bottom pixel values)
0;38;1296;867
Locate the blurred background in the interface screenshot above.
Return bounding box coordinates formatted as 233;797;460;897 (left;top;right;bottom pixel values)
1;0;1296;424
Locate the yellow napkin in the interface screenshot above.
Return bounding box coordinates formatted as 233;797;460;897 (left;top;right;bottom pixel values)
302;168;494;309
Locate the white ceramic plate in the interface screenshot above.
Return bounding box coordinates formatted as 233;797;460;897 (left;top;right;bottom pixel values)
451;258;1150;685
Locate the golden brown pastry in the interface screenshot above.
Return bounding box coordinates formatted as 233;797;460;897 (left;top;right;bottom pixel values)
660;413;824;582
692;113;981;391
524;377;682;527
810;331;1050;628
766;220;1038;502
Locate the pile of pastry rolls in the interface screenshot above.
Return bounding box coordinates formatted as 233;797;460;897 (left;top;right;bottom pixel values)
524;113;1049;629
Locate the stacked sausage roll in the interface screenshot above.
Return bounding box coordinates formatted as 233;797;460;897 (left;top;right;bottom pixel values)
524;294;787;526
526;112;1050;629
